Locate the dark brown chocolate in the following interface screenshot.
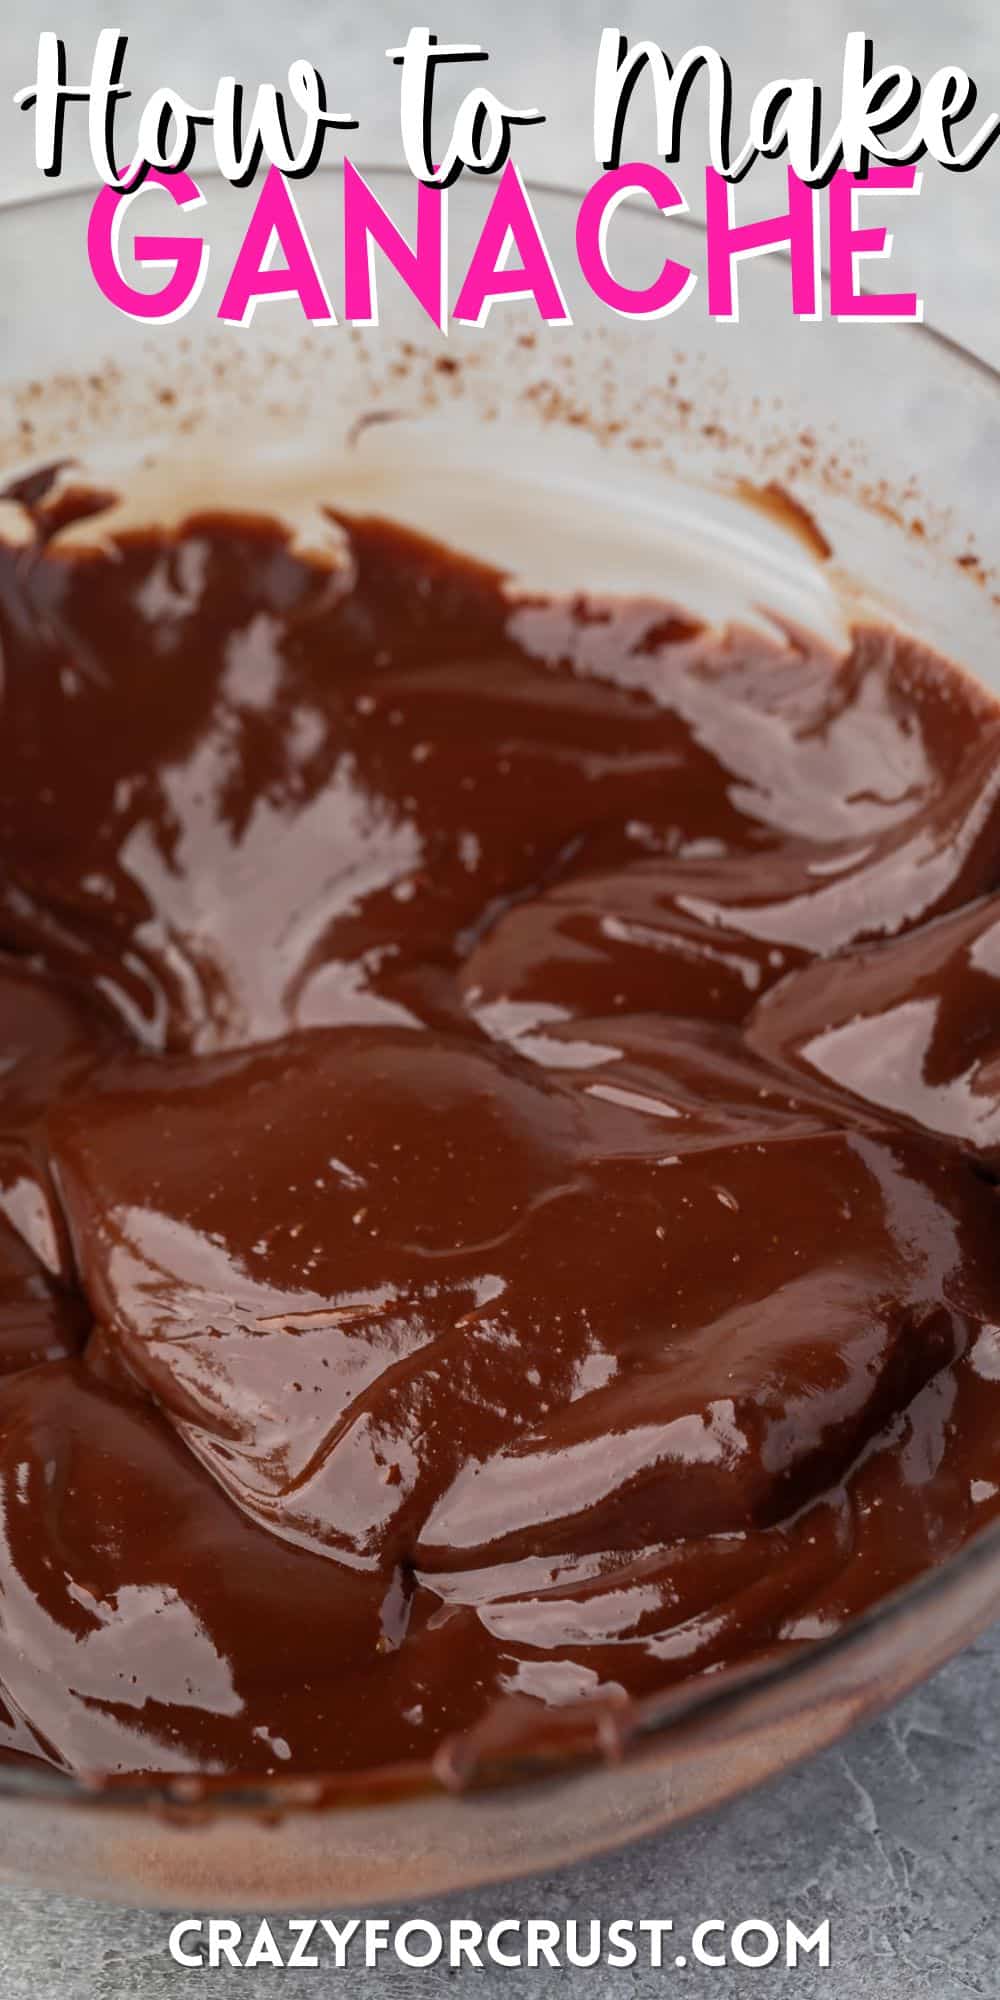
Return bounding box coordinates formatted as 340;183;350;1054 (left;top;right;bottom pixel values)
1;490;1000;1785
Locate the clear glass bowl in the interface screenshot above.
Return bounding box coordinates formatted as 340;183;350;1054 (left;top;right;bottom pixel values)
2;169;1000;1909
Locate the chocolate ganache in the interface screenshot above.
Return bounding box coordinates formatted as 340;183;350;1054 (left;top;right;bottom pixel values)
1;468;1000;1786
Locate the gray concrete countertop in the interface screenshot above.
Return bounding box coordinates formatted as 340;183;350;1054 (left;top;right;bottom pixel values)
0;1626;998;1997
2;5;1000;1994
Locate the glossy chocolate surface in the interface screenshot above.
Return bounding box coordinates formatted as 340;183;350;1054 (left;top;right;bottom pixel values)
1;483;1000;1786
